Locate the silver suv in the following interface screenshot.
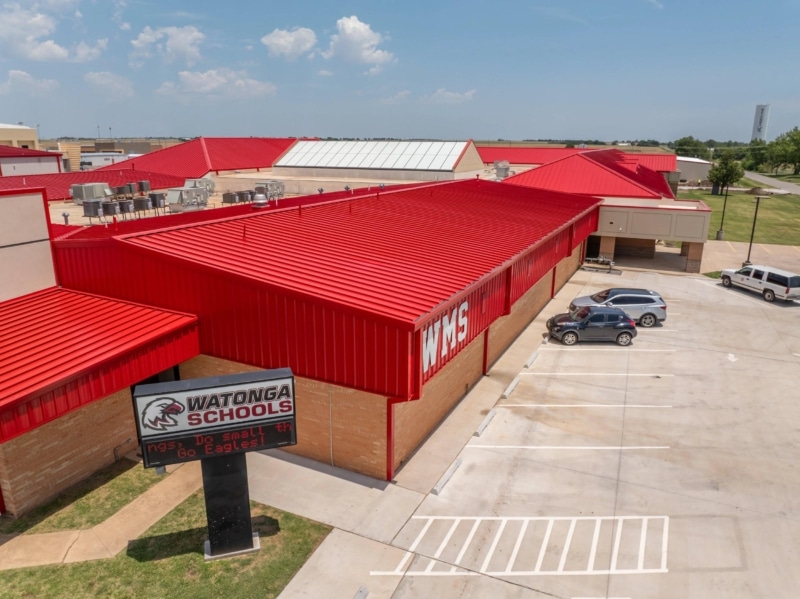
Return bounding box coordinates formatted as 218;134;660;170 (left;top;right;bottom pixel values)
569;288;667;327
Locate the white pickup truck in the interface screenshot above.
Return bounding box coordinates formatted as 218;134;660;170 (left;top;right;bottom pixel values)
720;264;800;302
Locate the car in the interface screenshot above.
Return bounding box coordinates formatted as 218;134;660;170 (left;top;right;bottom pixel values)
546;305;638;346
720;264;800;302
569;287;667;327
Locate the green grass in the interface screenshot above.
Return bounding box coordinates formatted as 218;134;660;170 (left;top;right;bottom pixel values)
0;459;163;535
677;188;800;245
0;492;331;599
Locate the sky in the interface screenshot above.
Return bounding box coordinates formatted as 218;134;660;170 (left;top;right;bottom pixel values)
1;0;799;143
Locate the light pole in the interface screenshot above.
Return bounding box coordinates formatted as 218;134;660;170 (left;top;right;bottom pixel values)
743;196;763;266
96;124;100;139
715;184;730;240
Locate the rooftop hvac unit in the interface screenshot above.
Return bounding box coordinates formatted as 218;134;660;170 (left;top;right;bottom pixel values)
222;192;237;204
148;192;166;208
186;177;215;193
133;196;152;212
167;186;208;211
101;201;121;216
82;198;102;217
495;160;510;179
71;182;113;205
137;180;151;192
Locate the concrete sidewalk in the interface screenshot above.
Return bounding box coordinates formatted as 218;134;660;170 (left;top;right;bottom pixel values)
0;459;201;570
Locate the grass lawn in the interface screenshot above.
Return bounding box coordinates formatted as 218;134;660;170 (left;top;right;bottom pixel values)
0;492;330;599
0;460;331;599
677;188;800;245
0;459;163;535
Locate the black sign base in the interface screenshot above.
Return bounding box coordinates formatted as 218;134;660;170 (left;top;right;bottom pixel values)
201;452;257;557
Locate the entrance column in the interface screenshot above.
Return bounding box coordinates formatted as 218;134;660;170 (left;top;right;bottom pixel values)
598;236;616;262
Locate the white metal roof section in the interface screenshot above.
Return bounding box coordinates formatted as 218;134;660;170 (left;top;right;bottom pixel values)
276;140;470;171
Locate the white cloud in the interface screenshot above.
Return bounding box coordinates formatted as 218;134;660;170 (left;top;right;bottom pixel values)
379;90;410;105
419;88;477;104
113;0;130;30
130;25;205;68
322;16;394;71
0;3;105;62
74;39;108;62
261;27;317;60
647;0;664;8
0;69;59;94
84;71;134;99
318;69;333;77
156;68;276;99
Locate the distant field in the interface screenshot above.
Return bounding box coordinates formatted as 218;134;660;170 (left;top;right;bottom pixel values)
473;140;670;153
678;188;800;245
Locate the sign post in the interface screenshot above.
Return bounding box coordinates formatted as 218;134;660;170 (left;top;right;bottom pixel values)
133;368;297;559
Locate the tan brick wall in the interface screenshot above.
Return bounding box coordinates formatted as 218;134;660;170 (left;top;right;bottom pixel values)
181;355;386;479
599;235;616;261
615;237;656;258
487;273;553;366
0;390;138;516
554;244;582;292
393;334;485;472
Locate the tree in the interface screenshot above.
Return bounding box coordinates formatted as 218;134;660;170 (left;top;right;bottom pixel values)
742;139;768;171
768;127;800;175
669;136;711;160
707;150;744;239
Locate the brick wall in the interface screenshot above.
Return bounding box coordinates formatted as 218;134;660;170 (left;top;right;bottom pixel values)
181;355;387;479
615;237;656;258
393;334;485;472
487;273;553;366
0;389;138;516
555;245;582;292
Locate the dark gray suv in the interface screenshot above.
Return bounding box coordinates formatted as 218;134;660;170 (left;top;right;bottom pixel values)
546;306;638;346
569;288;666;327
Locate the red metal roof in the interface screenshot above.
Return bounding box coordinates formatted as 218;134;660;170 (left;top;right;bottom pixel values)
504;149;673;199
476;146;585;165
120;179;601;324
96;137;302;179
0;169;186;202
0;287;199;441
476;145;677;172
0;145;62;159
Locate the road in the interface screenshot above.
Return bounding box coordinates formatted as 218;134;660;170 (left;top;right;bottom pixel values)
745;171;800;195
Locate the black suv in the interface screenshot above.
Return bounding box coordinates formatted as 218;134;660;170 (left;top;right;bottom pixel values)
546;306;637;346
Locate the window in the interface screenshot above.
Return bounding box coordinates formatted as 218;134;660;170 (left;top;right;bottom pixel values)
588;314;605;324
752;269;765;280
738;268;753;277
607;314;623;323
766;272;789;287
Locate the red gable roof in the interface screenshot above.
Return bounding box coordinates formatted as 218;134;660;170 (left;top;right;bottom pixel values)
0;169;187;201
121;179;601;324
504;149;673;199
0;145;61;159
476;146;584;165
96;137;302;179
0;287;199;442
476;145;677;172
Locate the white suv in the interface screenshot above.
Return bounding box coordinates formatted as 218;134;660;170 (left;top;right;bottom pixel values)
720;265;800;302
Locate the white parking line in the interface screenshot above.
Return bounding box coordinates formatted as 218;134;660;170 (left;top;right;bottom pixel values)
520;373;674;377
372;515;669;577
538;348;676;352
501;404;672;408
465;445;670;450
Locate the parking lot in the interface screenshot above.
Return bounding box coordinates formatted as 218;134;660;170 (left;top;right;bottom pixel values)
368;265;800;598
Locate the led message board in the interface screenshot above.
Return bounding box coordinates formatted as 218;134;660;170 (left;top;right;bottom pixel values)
133;369;297;468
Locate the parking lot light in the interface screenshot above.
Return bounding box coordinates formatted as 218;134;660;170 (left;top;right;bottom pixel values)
743;196;763;266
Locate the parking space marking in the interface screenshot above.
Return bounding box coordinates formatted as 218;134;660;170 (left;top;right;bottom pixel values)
501;404;672;409
537;348;676;352
521;373;674;377
465;445;670;450
372;516;669;577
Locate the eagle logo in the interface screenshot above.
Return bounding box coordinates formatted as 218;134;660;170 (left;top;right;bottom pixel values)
142;398;185;431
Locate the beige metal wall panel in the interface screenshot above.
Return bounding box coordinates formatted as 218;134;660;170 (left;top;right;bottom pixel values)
674;212;710;240
0;191;56;301
631;212;672;237
453;142;486;173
